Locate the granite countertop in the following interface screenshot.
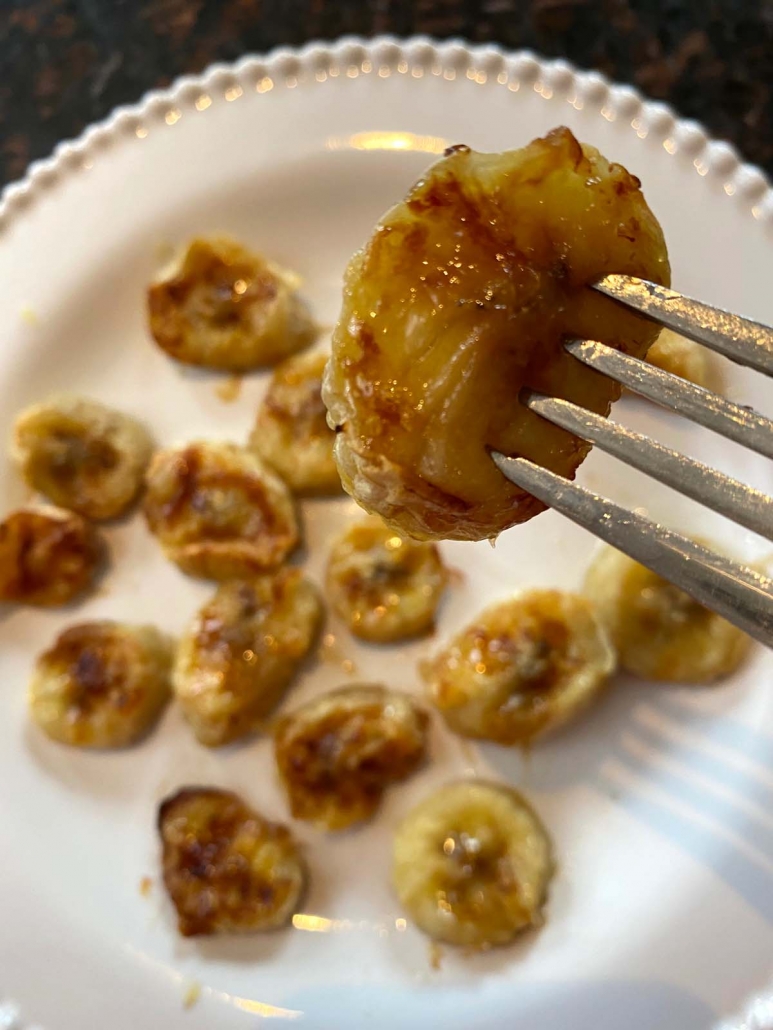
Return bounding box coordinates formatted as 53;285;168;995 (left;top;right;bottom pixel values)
0;0;771;187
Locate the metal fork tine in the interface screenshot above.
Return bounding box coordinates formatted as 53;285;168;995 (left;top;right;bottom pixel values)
593;274;773;376
490;452;773;649
565;339;773;460
523;391;773;541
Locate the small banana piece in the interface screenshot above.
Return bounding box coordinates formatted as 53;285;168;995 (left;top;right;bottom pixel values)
147;236;317;370
326;517;448;643
393;781;554;948
12;395;152;520
173;569;323;746
646;329;712;387
274;685;429;830
249;350;340;495
425;589;615;745
584;544;752;682
158;787;307;937
0;505;103;606
29;620;173;748
143;440;299;579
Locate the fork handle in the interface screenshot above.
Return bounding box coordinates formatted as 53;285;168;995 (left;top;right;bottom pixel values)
593;275;773;377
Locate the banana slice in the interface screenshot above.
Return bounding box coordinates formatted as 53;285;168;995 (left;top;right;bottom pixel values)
173;569;323;746
158;787;306;937
12;396;152;520
584;544;752;682
143;440;299;579
29;620;173;748
393;781;554;948
274;685;429;830
249;350;340;495
147;236;317;370
646;329;711;387
425;589;615;745
325;516;448;643
0;505;103;606
323;126;669;541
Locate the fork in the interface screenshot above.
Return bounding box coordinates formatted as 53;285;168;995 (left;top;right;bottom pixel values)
491;274;773;649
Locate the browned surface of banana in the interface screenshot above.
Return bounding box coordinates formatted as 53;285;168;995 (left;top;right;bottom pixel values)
393;781;554;948
425;589;615;745
249;350;340;495
584;545;751;682
29;620;173;748
148;237;316;370
174;569;323;746
0;506;103;606
324;127;669;541
274;685;429;830
326;517;448;642
143;440;298;579
13;396;152;520
158;787;306;937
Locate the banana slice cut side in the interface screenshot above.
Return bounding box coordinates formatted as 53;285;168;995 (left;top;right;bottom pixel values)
393;781;554;948
646;329;712;388
584;545;752;683
326;517;448;643
425;589;615;745
249;350;341;495
274;684;429;830
29;620;173;748
174;569;323;747
147;236;317;371
0;506;103;607
12;395;153;521
323;126;669;541
158;787;307;937
143;440;299;580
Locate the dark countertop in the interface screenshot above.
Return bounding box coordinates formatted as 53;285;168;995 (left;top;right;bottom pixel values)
1;0;772;187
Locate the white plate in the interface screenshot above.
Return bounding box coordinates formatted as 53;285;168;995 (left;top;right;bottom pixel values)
1;36;772;1030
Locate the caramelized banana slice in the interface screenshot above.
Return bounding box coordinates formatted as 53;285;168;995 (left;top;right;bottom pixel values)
29;621;173;747
0;506;103;606
393;781;554;947
12;396;152;520
326;517;448;643
324;127;669;541
274;685;429;830
646;329;711;387
425;589;615;745
158;787;306;937
143;441;299;579
174;569;323;746
147;237;317;370
249;350;340;495
584;545;751;682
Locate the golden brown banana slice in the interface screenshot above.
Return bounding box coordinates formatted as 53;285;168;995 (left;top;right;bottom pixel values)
158;787;306;937
173;569;323;747
249;350;340;495
143;440;299;579
274;685;429;830
425;589;615;745
393;781;554;948
12;396;152;520
0;506;103;606
325;517;448;643
584;545;751;682
29;620;173;748
323;126;669;541
147;236;317;370
645;329;711;387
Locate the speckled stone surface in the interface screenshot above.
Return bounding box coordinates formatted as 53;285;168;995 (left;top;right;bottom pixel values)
1;0;772;186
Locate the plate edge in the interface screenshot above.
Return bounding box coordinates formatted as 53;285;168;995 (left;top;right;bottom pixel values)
1;35;772;234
